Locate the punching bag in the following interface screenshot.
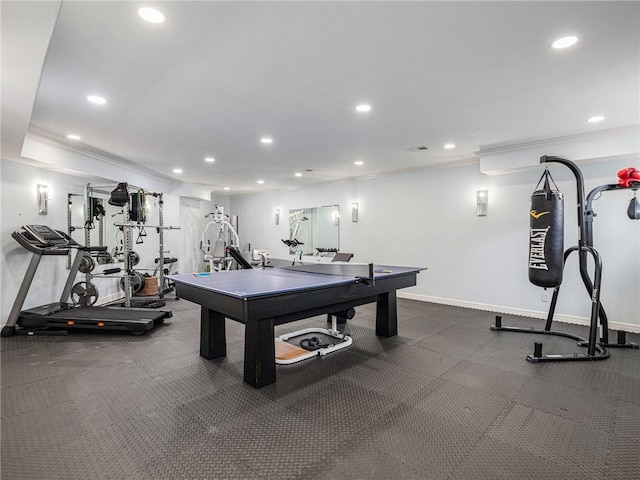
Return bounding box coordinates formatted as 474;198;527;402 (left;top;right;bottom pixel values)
529;170;564;288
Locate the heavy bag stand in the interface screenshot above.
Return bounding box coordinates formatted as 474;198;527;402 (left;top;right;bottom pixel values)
491;155;638;362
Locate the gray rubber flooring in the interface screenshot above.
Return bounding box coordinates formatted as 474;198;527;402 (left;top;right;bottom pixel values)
1;299;639;479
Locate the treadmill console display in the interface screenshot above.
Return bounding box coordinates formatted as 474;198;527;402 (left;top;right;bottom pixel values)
12;225;78;255
24;225;68;245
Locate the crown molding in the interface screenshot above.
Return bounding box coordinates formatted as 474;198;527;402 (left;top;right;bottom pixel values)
476;125;639;156
477;125;639;175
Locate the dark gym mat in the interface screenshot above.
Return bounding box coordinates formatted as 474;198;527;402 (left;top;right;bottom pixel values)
2;299;638;480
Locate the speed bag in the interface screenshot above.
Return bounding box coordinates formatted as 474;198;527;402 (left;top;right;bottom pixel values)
628;195;640;220
528;188;564;288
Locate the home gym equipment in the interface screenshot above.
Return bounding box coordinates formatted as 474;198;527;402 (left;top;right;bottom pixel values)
619;167;640;219
151;256;178;296
68;193;110;268
331;252;354;262
1;225;171;337
225;246;253;270
528;169;564;288
112;220;180;304
200;205;240;271
108;182;129;206
627;193;640;220
85;182;180;307
282;210;308;251
617;166;640;188
281;238;303;248
492;155;639;361
276;311;353;365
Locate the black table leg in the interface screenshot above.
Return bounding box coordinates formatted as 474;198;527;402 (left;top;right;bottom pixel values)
244;318;276;388
376;291;398;337
200;307;226;359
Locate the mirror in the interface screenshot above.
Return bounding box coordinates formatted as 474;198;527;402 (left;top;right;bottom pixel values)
287;205;339;255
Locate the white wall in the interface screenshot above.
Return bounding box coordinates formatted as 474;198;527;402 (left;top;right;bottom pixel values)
1;159;87;315
178;196;214;274
228;157;640;331
0;158;208;322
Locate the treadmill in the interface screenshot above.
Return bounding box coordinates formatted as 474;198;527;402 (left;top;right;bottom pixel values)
1;225;171;336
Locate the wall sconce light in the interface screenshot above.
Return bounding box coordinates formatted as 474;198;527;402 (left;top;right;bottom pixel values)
334;212;340;226
38;184;49;215
275;208;280;225
352;202;359;222
477;190;488;216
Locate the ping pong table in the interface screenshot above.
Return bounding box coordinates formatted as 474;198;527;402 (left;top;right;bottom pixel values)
169;263;422;388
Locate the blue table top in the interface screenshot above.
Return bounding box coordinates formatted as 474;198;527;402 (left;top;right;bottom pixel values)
169;265;422;299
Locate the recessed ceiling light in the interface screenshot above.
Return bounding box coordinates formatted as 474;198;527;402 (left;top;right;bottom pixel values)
354;160;364;166
87;95;106;105
67;134;81;140
444;143;456;150
138;7;165;24
257;179;265;184
294;172;303;177
173;168;183;174
223;187;230;191
587;115;605;123
260;137;273;144
205;157;215;163
551;35;578;49
355;104;372;113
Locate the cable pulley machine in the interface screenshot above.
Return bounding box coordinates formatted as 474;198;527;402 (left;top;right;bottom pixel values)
84;182;180;306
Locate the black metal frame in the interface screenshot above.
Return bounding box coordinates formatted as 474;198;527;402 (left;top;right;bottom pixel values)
491;155;638;362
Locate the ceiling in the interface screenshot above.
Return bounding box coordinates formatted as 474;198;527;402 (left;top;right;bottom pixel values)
3;1;639;195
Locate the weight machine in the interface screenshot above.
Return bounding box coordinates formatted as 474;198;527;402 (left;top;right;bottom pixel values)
200;205;240;271
281;210;308;251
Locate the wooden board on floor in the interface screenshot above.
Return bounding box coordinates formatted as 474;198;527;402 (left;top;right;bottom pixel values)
275;338;309;361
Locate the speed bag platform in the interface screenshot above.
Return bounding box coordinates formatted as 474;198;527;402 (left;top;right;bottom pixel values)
529;171;564;288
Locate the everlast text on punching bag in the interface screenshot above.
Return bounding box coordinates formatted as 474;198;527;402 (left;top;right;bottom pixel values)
529;170;564;288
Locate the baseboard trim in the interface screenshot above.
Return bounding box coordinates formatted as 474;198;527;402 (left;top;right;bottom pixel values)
398;292;640;334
